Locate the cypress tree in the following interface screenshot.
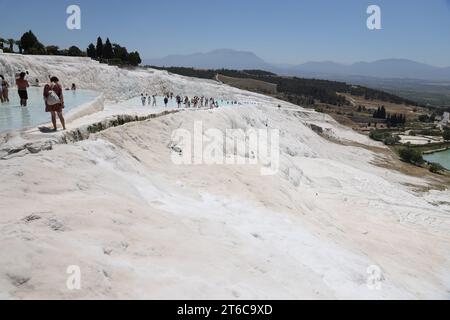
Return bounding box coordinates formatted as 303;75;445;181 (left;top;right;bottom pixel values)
103;38;113;60
381;106;386;119
96;37;103;59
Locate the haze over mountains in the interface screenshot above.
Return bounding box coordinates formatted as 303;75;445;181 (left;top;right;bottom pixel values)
145;49;273;71
144;49;450;82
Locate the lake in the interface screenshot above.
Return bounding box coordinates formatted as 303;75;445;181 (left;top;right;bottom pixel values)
423;149;450;170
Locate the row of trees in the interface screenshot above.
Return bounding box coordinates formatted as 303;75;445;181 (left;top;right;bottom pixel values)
372;106;406;127
373;106;387;119
86;37;141;66
0;31;48;55
386;113;407;127
0;31;141;66
418;113;436;123
0;38;23;53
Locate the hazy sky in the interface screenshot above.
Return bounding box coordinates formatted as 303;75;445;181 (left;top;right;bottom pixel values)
1;0;450;66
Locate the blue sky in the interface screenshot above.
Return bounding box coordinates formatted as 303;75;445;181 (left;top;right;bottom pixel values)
1;0;450;66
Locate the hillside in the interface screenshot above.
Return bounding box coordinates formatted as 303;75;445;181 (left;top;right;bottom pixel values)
0;54;449;299
145;50;450;108
148;66;419;107
217;74;278;94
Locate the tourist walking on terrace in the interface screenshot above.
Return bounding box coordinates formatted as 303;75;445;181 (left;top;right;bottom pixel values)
16;72;30;107
152;94;157;107
44;77;66;131
141;94;146;106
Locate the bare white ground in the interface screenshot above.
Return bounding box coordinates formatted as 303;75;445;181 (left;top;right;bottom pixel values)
0;54;449;299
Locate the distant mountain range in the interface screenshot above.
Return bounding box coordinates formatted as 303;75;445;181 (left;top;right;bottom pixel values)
293;59;450;81
144;49;273;70
144;49;450;81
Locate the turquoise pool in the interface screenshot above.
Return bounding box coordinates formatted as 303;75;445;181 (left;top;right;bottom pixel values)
424;149;450;170
0;87;99;132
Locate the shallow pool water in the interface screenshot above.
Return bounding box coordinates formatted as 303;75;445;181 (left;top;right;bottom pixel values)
0;87;99;132
424;149;450;170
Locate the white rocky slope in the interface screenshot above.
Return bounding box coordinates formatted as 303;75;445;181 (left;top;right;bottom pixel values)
0;54;449;299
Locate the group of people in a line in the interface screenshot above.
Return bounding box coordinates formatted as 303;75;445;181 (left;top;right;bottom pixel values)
140;92;222;109
141;93;158;107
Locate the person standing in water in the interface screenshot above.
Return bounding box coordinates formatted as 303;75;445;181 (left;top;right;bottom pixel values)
16;72;30;107
141;94;146;106
152;94;157;107
44;76;66;131
2;76;10;102
164;96;169;108
0;76;3;103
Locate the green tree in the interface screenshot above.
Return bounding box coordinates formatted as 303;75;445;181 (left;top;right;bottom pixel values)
7;39;15;52
418;114;429;123
398;148;424;166
443;129;450;141
68;46;83;56
103;38;113;59
373;107;381;119
96;37;103;59
128;51;141;66
28;42;46;55
86;43;96;59
20;30;41;54
46;45;60;55
369;130;400;145
112;44;129;61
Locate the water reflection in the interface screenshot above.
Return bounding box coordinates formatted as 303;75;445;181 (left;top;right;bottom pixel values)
0;104;12;128
20;107;31;128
